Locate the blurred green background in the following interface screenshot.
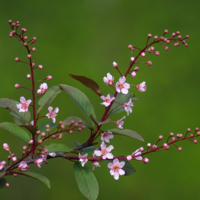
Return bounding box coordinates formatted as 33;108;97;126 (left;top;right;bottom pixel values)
0;0;200;199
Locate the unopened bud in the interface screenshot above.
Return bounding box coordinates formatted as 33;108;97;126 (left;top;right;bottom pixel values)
32;47;36;52
38;65;43;69
60;124;65;129
170;132;174;137
154;35;158;40
112;61;118;68
22;146;27;150
8;20;12;24
128;45;134;50
27;74;31;79
171;32;176;37
32;63;35;67
178;35;182;39
184;43;188;47
3;143;10;151
15;57;19;62
41;132;46;137
58;133;63;139
12;156;17;162
171;137;176;142
141;52;145;57
68;129;73;134
190;134;194;138
37;139;43;144
139;147;144;152
13;173;17;177
143;157;149;163
23;42;28;46
5;183;9;188
81;125;85;129
32;37;37;43
178;147;182;151
163;143;168;148
147;143;151;148
197;131;200;136
36;130;41;135
70;120;75;126
185;35;189;39
24;36;28;40
159;135;163;140
27;54;32;59
51;134;56;139
165;46;169;51
15;84;20;88
134;66;139;71
195;127;199;131
155;51;160;56
78;127;82;131
78;120;82;124
146;61;152;66
194;139;197;144
176;31;180;35
148;33;152;38
46;75;52;80
131;71;136;77
130;57;135;61
164;29;168;34
21;28;27;32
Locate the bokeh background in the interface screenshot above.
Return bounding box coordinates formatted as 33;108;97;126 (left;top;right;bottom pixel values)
0;0;200;199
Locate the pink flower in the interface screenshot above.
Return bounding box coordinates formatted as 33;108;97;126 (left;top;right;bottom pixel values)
132;149;143;161
35;158;44;168
37;83;48;94
107;158;125;180
100;94;115;107
131;71;136;77
117;116;126;129
46;106;59;123
101;131;113;143
123;98;134;116
94;142;114;160
3;143;10;151
16;97;32;112
78;153;88;167
115;76;130;94
0;161;6;170
103;73;114;86
92;161;100;170
137;81;146;92
49;152;56;157
18;161;28;171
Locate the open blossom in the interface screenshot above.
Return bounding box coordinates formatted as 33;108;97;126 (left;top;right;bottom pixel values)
101;131;113;143
115;76;130;94
37;83;48;94
117;116;126;129
16;97;32;112
100;94;115;107
46;106;59;123
79;153;88;167
123;98;134;116
137;81;146;92
107;158;125;180
18;161;28;171
94;142;114;159
132;149;143;161
35;158;44;168
49;152;56;157
103;73;114;86
92;161;100;170
0;161;6;170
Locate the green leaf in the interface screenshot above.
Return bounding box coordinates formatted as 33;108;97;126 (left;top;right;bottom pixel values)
74;162;99;200
107;128;144;142
20;125;38;135
60;84;96;126
0;122;31;143
45;143;71;153
16;171;50;188
37;85;62;113
0;178;6;189
73;141;95;152
105;158;136;176
108;93;139;115
63;116;91;129
38;121;58;133
68;74;102;96
0;98;30;124
13;117;23;125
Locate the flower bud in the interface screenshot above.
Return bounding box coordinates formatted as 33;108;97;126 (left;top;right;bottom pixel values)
139;147;144;152
141;52;145;57
159;135;163;140
128;45;134;50
58;133;63;139
27;74;31;79
164;29;168;34
130;57;135;61
148;33;152;38
8;20;12;24
15;84;20;88
194;139;197;144
143;157;149;163
5;183;9;188
178;147;182;151
134;66;139;71
28;139;34;145
146;61;152;66
24;36;28;40
3;143;10;151
41;132;46;137
112;61;118;68
12;156;17;162
15;57;19;62
170;132;174;137
69;129;73;134
46;75;52;80
38;65;43;69
147;143;151;148
32;47;36;52
131;71;136;77
126;155;132;161
154;35;158;40
27;54;32;59
165;46;169;51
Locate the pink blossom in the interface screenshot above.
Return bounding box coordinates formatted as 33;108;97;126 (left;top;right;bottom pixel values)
78;153;88;167
107;158;125;180
115;76;130;94
49;152;56;157
103;73;114;86
92;161;100;170
117;116;126;129
101;131;113;143
35;158;44;168
132;149;143;161
16;97;32;112
123;98;133;116
126;155;132;161
3;143;10;151
46;106;59;123
137;81;146;92
100;94;115;107
0;161;6;170
12;156;17;162
131;71;136;77
112;61;118;68
94;142;114;160
18;161;28;171
37;83;48;94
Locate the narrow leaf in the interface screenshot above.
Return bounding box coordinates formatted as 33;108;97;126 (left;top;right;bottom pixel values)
38;121;57;133
0;178;6;189
0;122;31;143
107;128;144;142
63;116;91;129
74;162;99;200
109;93;139;115
20;125;38;135
16;171;50;188
37;85;62;113
68;74;102;96
60;84;96;126
0;98;30;123
46;143;71;153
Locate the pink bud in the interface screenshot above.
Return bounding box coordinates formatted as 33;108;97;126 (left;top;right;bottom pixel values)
21;28;27;32
154;35;158;40
112;61;118;68
197;131;200;136
23;42;28;46
178;35;182;39
139;147;144;152
155;51;160;56
190;134;194;138
128;45;134;50
163;143;168;148
143;157;149;163
148;33;152;38
171;137;176;142
185;35;189;39
32;37;37;43
170;132;174;137
38;139;43;144
146;61;152;66
196;127;199;131
134;66;139;71
24;36;28;40
27;74;31;79
22;146;27;150
176;31;180;35
32;47;36;52
15;57;19;62
28;139;34;145
12;156;17;162
32;63;35;67
184;43;188;47
171;32;176;37
130;57;135;61
164;29;168;34
178;147;182;151
150;46;155;51
41;132;46;138
38;64;43;69
194;139;197;144
141;52;146;57
187;128;191;132
147;143;151;148
58;133;63;139
46;75;52;80
5;183;9;188
12;30;16;34
12;23;16;26
15;84;20;88
3;143;10;151
159;135;163;140
131;71;136;77
165;46;169;51
8;20;12;24
126;155;132;161
27;54;32;59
